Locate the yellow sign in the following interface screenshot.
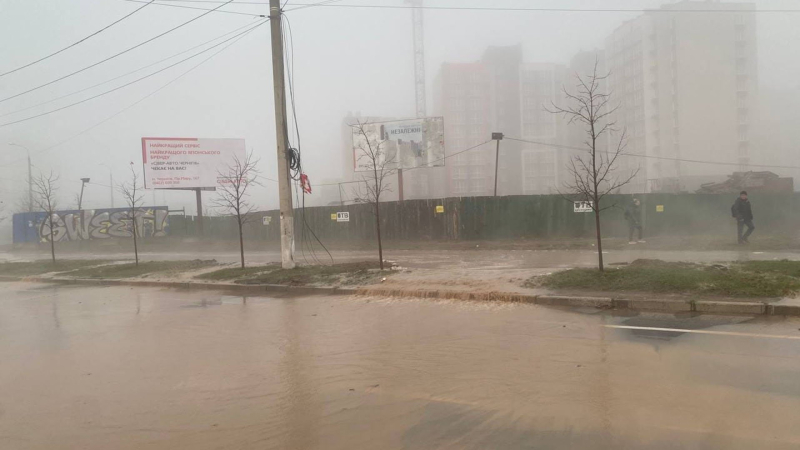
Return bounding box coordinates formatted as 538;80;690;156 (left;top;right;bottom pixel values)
656;205;664;212
331;213;337;220
435;205;444;214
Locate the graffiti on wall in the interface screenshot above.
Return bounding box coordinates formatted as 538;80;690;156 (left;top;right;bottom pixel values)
16;208;169;243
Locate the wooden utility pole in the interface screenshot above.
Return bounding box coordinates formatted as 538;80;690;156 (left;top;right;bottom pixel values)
269;0;295;269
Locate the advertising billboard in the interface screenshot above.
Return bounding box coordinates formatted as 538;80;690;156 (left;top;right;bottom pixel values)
141;137;246;189
352;118;445;172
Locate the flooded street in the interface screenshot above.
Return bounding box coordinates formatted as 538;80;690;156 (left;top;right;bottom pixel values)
3;282;800;449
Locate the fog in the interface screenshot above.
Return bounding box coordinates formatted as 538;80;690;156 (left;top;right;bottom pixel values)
2;0;800;244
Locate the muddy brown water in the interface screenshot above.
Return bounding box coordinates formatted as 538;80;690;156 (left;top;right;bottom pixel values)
2;282;800;449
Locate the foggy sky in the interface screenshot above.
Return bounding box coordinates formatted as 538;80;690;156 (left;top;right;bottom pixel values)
2;0;800;220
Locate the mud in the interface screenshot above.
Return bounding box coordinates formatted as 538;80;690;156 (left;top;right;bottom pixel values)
2;283;800;449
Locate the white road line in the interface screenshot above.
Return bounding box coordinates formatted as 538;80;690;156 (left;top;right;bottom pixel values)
604;324;800;340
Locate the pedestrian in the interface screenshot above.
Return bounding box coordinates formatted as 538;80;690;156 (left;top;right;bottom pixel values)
624;198;645;244
732;190;755;244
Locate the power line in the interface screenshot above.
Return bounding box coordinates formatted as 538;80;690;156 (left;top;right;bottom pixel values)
0;20;269;120
284;0;344;13
165;1;800;14
0;18;265;168
0;0;236;105
0;19;269;128
505;137;800;171
122;0;266;17
0;1;156;78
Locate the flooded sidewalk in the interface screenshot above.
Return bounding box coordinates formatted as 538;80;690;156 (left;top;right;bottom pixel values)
2;283;800;449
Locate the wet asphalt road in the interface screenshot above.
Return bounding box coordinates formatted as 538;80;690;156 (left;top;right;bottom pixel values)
2;282;800;449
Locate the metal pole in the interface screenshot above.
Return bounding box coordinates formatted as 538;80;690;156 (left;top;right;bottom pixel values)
109;172;114;208
196;188;204;237
339;183;344;206
78;180;86;210
492;133;504;197
269;0;295;269
398;168;404;201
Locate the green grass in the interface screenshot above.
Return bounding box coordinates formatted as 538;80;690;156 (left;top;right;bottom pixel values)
69;260;218;279
196;261;389;286
530;259;800;298
0;260;110;276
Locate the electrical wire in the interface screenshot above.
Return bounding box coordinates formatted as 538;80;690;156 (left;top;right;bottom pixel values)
282;12;334;265
0;18;265;168
122;0;266;17
0;1;156;78
0;19;269;128
285;3;800;13
0;0;236;105
0;19;265;120
504;137;800;171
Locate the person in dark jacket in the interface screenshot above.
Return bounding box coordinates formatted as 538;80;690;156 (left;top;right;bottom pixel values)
624;198;644;244
733;190;755;244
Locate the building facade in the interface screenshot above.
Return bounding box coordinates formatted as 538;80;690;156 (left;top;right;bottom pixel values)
605;1;757;193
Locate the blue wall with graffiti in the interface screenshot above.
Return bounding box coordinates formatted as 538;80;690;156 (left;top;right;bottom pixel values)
12;207;170;244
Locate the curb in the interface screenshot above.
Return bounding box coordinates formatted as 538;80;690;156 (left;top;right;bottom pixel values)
3;276;799;317
354;287;800;317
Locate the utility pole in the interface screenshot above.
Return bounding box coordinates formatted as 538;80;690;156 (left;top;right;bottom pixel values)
492;132;504;197
269;0;295;269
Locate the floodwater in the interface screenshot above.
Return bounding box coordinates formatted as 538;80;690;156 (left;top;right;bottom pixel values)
2;282;800;449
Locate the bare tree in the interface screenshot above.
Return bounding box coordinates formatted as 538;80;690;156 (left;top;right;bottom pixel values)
213;152;261;269
32;171;59;264
351;120;396;270
118;163;144;266
547;61;638;271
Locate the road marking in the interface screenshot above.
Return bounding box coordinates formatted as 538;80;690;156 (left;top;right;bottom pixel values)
604;324;800;340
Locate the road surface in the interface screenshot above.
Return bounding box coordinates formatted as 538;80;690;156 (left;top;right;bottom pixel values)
2;282;800;449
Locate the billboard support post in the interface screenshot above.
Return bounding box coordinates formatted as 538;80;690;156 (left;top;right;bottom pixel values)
397;169;404;201
195;189;204;237
269;0;295;269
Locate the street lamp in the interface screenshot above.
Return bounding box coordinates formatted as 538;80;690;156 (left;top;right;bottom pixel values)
8;143;33;212
78;178;90;211
99;164;114;208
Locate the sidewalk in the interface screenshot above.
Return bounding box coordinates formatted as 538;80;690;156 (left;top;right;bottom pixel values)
4;246;800;316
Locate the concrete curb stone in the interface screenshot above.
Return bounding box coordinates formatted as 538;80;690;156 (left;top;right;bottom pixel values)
3;276;800;317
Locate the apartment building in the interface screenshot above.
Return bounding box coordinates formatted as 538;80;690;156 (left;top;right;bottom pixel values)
605;1;757;193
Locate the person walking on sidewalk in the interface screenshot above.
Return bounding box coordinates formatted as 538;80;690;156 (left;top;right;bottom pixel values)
624;198;645;244
732;190;755;244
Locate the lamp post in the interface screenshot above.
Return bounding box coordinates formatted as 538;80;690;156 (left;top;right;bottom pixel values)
8;143;33;212
78;178;90;211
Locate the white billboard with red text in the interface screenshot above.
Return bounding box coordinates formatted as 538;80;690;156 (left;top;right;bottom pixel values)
141;137;246;189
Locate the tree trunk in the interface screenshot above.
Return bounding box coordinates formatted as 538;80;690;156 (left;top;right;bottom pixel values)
594;203;604;272
48;213;56;265
238;216;245;269
132;209;139;266
375;202;384;270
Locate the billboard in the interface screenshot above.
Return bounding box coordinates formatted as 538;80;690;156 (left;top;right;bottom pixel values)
141;137;246;189
352;118;445;172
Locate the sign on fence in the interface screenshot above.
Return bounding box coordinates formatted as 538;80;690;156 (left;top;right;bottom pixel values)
573;201;593;213
262;216;272;225
336;212;350;223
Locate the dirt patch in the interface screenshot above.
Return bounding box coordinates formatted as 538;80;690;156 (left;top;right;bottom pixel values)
198;261;394;287
68;260;218;279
